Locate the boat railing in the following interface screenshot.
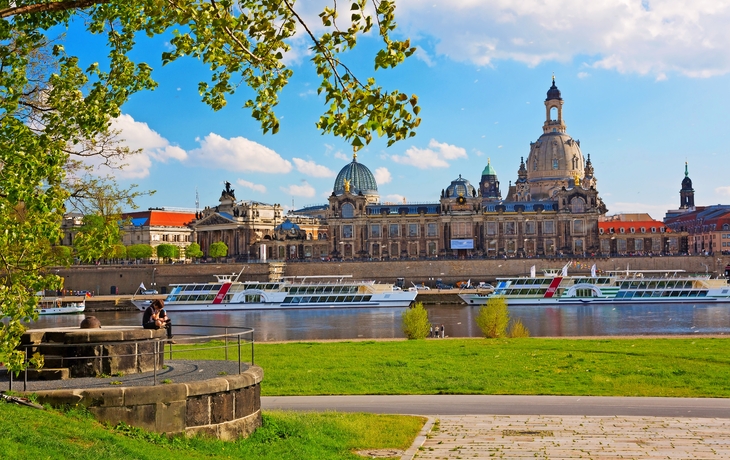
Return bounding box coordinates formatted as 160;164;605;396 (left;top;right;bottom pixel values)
9;324;254;392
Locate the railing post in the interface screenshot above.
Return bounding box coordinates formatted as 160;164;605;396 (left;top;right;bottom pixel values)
238;334;241;375
225;327;228;361
24;347;28;392
153;340;158;386
252;336;255;366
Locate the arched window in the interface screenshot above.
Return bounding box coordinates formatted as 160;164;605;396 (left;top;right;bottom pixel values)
723;224;730;231
570;197;585;213
341;203;354;218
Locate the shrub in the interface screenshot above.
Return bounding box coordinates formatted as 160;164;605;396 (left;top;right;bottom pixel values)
401;302;431;339
508;318;531;338
475;296;509;338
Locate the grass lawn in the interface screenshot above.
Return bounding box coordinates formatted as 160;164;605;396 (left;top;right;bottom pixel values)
0;403;423;460
176;337;730;397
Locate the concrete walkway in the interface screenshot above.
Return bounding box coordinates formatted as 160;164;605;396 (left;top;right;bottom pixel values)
414;414;730;459
263;396;730;459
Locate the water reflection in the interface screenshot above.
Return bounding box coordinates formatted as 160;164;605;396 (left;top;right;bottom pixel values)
26;303;730;341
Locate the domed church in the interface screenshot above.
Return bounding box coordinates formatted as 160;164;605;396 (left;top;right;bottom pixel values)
325;78;607;260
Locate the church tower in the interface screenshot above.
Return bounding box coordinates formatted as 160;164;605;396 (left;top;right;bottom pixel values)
479;158;501;201
679;162;695;209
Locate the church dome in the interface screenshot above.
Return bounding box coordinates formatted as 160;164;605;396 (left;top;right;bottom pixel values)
445;175;476;198
526;132;584;199
333;154;378;196
482;159;498;177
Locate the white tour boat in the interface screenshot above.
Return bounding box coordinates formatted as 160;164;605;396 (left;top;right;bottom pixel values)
37;297;86;315
459;265;730;306
132;270;418;312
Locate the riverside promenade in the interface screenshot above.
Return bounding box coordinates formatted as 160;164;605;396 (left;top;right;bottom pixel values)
263;395;730;459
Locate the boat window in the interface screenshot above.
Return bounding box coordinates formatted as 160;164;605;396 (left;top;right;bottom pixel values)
699;291;707;297
167;295;177;302
652;291;662;297
192;285;205;291
353;295;362;302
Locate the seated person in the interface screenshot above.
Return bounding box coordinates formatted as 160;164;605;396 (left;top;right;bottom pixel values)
142;299;173;339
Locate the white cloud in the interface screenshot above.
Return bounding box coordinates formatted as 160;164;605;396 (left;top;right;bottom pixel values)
383;194;406;204
293;158;335;178
577;71;590;79
187;133;292;173
374;167;392;185
390;138;467;169
237;179;267;194
334;151;350;161
280;181;316;198
397;0;730;78
715;186;730;196
107;113;187;178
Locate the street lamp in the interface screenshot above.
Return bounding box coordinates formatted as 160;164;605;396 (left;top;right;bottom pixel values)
152;268;157;290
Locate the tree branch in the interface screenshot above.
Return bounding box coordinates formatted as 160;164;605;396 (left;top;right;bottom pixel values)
0;0;109;19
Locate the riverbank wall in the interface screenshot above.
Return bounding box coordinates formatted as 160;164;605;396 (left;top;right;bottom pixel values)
56;255;730;297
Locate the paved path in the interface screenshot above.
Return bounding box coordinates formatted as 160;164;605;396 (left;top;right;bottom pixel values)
263;396;730;459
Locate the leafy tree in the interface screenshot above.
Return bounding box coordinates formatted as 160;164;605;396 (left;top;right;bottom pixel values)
127;244;153;261
110;244;126;261
51;245;73;266
209;242;229;261
185;243;204;260
0;1;418;372
475;297;510;338
73;214;123;263
155;243;179;262
508;318;531;338
401;302;431;340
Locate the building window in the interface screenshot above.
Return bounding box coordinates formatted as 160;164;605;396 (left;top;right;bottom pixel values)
524;221;536;235
390;242;399;257
630;227;635;233
570;197;585;213
620;227;625;234
635;239;644;251
651;227;656;233
552;159;559;169
389;224;399;237
371;224;381;238
341;203;354;219
343;225;353;239
574;239;584;254
504;221;516;235
408;223;418;237
543;220;555;235
453;222;472;238
599;228;604;235
641;227;646;233
427;223;438;237
573;219;584;234
427;241;437;255
372;243;380;257
486;222;497;236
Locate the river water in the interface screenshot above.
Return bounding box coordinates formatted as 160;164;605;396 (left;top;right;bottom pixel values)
26;303;730;341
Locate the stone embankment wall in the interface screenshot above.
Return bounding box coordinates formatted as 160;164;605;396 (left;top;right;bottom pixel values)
30;367;263;440
58;256;730;295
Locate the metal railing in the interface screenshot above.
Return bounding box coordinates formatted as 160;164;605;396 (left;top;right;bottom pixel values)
7;324;254;391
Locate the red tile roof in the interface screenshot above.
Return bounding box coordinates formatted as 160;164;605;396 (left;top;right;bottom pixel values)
124;211;195;227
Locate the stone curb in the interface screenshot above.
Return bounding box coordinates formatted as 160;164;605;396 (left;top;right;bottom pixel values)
401;416;435;460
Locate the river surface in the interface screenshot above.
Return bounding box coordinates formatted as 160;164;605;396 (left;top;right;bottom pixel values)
26;303;730;341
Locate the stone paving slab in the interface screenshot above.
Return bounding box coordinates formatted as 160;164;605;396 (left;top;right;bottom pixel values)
413;415;730;459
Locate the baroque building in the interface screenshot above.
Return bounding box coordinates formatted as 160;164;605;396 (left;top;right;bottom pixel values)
325;78;608;259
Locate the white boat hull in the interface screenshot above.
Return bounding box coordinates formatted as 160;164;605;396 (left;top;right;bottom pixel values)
38;304;86;315
460;294;730;306
134;293;416;312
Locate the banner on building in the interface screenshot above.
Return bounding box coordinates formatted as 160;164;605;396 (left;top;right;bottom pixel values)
450;239;474;249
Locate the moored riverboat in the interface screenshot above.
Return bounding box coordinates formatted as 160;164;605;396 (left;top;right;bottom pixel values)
459;266;730;306
37;297;86;315
132;269;417;312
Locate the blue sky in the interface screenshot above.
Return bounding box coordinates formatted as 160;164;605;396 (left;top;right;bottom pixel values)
60;1;730;219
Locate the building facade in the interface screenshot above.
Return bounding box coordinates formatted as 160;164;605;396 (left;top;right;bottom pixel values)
325;78;608;259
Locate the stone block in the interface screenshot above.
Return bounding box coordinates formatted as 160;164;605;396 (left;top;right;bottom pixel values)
225;365;263;390
105;343;138;375
185;424;218;439
24;368;69;381
62;330;126;344
213;410;262;441
21;331;47;345
185;378;230;397
81;388;125;407
137;341;164;373
124;383;186;406
66;345;103;378
235;386;255;419
30;389;84;407
155;400;187;434
186;395;211;427
211;392;234;424
90;404;157;432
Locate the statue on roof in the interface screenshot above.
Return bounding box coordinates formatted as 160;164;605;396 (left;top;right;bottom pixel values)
222;181;236;200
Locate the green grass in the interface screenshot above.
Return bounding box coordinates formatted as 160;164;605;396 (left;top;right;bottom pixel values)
176;337;730;397
0;403;423;460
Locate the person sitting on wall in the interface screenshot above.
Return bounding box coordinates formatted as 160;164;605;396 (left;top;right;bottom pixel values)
142;299;173;339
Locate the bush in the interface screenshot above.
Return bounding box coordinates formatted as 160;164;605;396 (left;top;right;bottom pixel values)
401;302;431;340
475;296;509;338
508;318;531;338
